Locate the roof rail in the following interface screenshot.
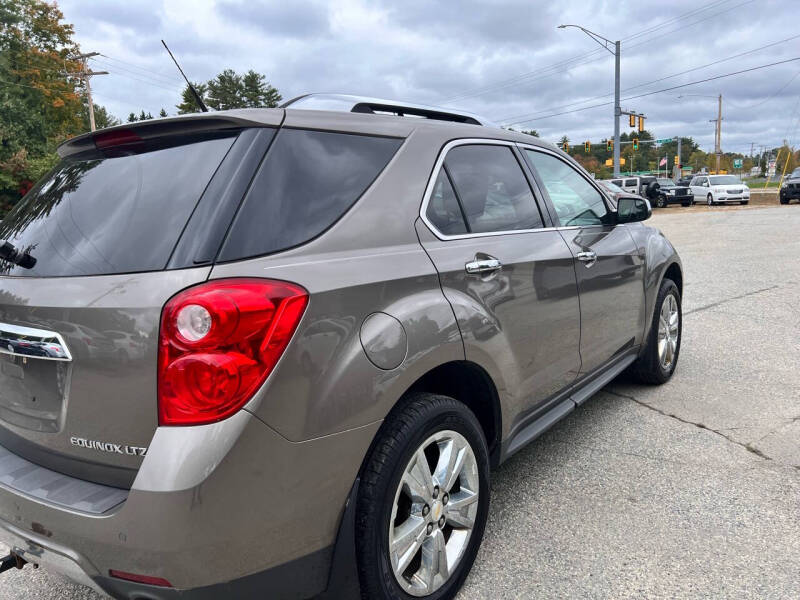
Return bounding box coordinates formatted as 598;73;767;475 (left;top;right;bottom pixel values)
281;93;497;127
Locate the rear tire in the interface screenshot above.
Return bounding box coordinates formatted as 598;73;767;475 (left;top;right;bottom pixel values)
630;278;682;385
356;393;490;600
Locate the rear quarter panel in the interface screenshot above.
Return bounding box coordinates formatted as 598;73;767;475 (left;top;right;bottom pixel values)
209;128;468;442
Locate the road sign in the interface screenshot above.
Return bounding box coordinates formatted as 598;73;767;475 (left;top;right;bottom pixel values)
733;158;743;169
655;138;673;144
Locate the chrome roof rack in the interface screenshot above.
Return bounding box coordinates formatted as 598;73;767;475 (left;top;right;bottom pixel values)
281;93;497;127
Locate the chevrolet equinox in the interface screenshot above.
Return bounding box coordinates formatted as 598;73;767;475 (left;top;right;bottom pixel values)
0;94;682;599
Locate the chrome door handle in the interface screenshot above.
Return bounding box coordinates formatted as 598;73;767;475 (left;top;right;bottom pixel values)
576;251;597;267
465;258;502;274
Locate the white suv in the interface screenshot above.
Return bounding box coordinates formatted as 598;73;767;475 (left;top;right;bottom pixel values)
689;174;750;205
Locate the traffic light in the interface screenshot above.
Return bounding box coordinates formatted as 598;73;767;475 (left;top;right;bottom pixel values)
584;140;591;153
562;141;569;153
638;116;645;132
606;139;613;152
674;155;679;165
632;138;639;150
629;114;635;127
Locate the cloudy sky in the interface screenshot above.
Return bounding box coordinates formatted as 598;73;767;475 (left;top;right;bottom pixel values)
57;0;800;153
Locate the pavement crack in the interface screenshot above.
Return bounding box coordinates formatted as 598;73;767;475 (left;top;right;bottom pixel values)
606;390;774;462
684;284;780;316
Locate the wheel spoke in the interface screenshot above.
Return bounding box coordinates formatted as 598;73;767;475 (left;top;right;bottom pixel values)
391;516;426;574
434;439;467;492
445;490;478;529
405;449;435;503
418;530;448;592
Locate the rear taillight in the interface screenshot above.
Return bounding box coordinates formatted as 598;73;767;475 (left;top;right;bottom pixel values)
158;279;308;426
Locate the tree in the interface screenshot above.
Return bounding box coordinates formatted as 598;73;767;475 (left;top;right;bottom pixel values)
177;81;208;114
521;129;539;137
0;0;95;213
242;70;281;107
159;107;168;118
176;70;281;114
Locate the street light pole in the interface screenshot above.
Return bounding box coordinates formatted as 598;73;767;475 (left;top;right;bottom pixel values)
613;40;621;177
558;25;621;176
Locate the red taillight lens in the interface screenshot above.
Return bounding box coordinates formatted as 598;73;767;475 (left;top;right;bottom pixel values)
158;279;308;426
109;570;172;587
93;129;142;149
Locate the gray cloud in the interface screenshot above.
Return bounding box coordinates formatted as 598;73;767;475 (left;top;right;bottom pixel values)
57;0;800;153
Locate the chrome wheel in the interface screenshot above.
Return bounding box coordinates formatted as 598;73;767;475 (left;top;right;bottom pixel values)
657;293;680;369
388;430;480;596
707;194;714;206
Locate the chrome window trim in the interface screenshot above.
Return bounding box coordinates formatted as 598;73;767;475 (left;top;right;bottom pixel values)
0;322;73;362
419;138;556;241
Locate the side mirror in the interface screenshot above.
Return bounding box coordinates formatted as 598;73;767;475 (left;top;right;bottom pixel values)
616;196;651;223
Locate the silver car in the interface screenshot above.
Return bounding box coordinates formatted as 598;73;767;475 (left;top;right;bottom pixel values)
0;95;682;599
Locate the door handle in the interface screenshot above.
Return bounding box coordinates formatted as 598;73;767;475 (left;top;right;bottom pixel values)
465;257;502;274
576;251;597;267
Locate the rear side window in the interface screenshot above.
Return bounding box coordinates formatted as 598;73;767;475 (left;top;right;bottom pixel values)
219;129;402;261
624;178;638;187
443;144;542;233
425;170;467;235
0;135;235;277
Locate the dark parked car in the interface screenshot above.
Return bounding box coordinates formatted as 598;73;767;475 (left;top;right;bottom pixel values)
0;94;683;600
780;167;800;204
650;178;694;208
676;175;693;187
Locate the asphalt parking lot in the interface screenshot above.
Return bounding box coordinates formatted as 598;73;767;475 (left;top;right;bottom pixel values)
2;203;799;599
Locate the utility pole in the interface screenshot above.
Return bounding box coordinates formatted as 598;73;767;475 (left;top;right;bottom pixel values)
675;137;682;179
709;94;722;173
558;25;621;176
614;40;621;178
69;52;108;132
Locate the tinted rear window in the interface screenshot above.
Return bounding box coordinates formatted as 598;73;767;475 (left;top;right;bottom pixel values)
219;129;402;262
0;135;235;277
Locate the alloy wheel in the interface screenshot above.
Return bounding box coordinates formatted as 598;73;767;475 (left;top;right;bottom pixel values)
707;194;713;206
657;293;680;370
388;430;480;596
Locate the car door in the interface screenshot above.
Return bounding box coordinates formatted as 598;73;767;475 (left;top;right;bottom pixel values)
522;147;646;377
624;178;639;195
691;176;707;200
417;140;582;417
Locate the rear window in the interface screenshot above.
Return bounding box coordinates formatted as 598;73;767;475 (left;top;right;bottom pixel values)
0;135;235;277
218;129;402;262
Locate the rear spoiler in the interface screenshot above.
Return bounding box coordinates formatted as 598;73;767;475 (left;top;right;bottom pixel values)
57;109;284;158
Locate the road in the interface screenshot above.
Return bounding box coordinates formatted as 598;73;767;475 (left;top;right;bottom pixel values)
2;204;799;599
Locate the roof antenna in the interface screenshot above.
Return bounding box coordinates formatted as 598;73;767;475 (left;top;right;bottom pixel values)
161;39;208;112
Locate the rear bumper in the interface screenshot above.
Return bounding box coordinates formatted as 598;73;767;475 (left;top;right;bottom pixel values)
0;412;379;598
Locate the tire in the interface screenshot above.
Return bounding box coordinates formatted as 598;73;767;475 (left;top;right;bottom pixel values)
656;195;667;209
707;194;714;206
356;393;490;600
740;200;748;205
630;278;682;385
780;198;788;205
681;201;691;207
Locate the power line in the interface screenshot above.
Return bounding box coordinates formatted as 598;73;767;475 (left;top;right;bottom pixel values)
91;56;183;88
440;0;750;105
97;54;184;86
502;57;800;126
497;33;800;124
725;70;800;110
